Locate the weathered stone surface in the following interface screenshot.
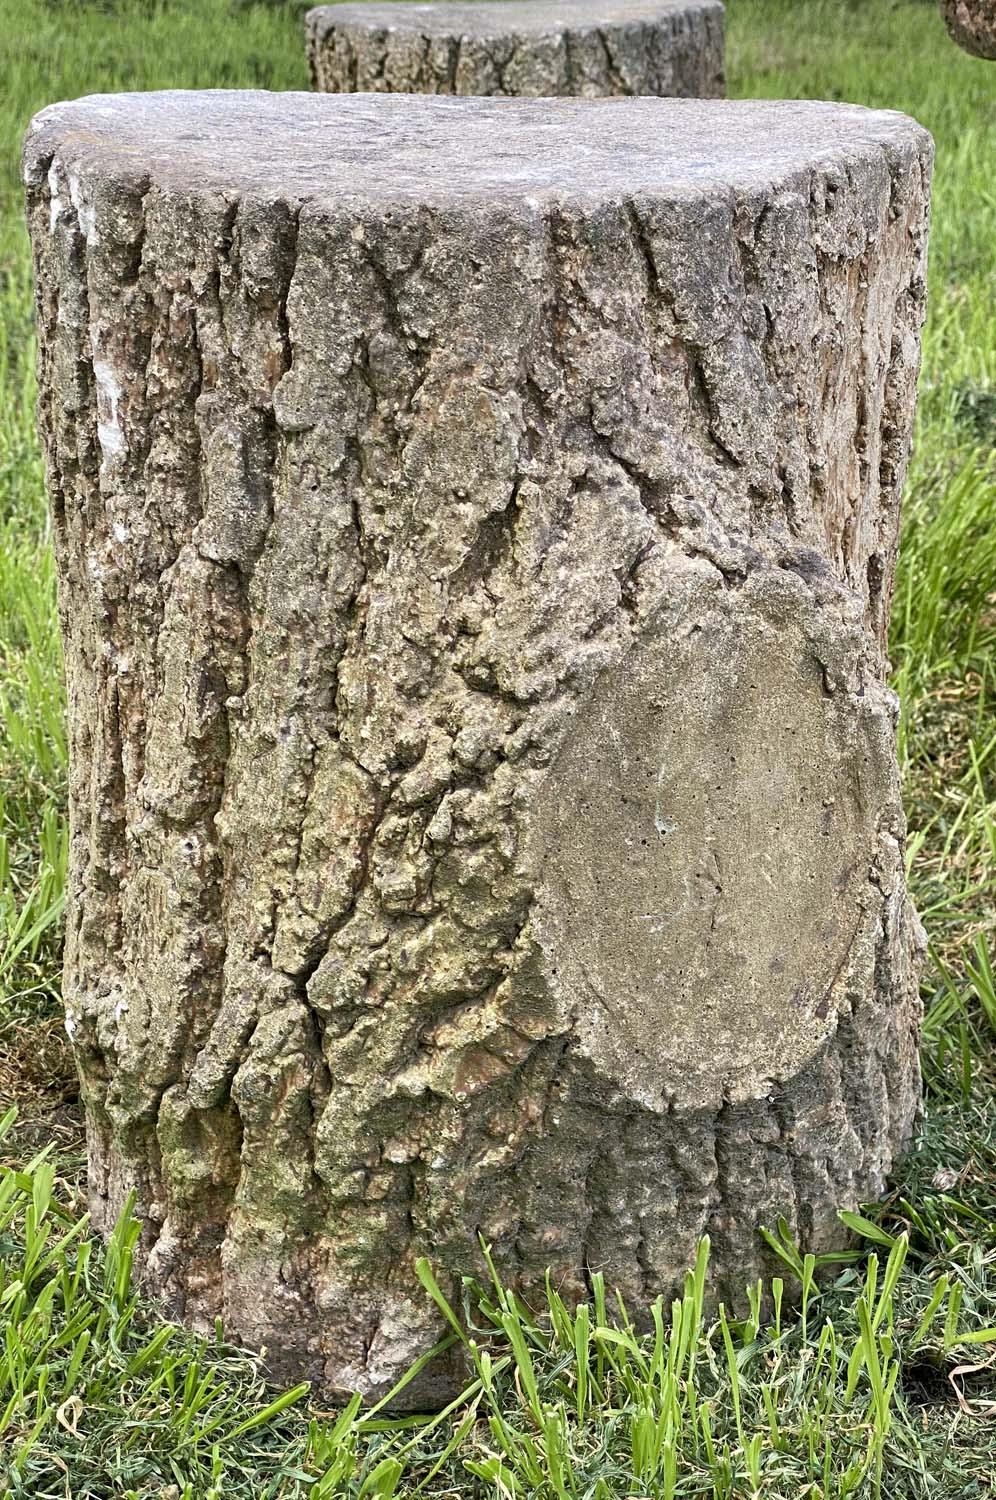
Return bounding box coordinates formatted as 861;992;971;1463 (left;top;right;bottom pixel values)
306;0;725;97
940;0;996;57
25;90;930;1406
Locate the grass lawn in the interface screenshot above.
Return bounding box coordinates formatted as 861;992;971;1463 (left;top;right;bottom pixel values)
1;0;995;1493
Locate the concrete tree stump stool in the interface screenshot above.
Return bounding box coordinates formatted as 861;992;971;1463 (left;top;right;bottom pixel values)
940;0;996;58
306;0;725;98
25;90;931;1406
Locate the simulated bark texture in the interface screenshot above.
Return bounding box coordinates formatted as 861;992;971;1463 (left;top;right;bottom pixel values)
940;0;996;57
25;91;931;1406
306;0;725;98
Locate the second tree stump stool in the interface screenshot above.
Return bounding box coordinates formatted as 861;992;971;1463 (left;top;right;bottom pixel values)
25;90;931;1405
306;0;726;98
940;0;996;57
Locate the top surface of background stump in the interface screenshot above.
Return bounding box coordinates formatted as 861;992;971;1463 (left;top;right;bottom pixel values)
308;0;720;39
305;0;725;97
24;90;922;204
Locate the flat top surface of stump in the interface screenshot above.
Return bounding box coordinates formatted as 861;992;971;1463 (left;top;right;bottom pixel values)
25;91;928;205
307;0;721;37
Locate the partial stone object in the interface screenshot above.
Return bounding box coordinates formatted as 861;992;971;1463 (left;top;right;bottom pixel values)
940;0;996;57
24;90;930;1407
306;0;725;97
